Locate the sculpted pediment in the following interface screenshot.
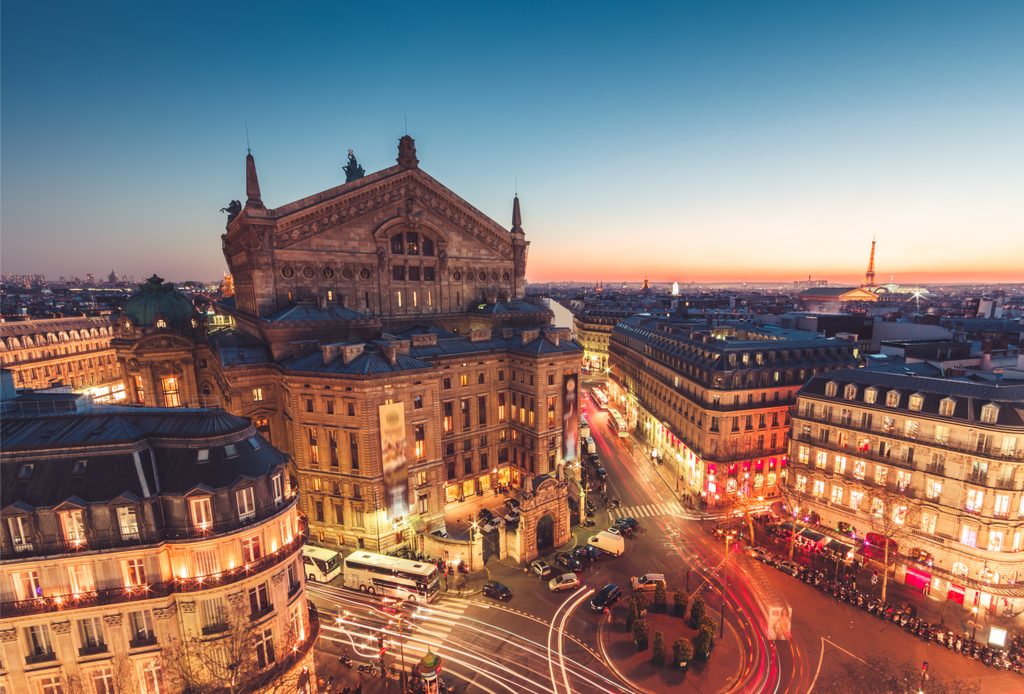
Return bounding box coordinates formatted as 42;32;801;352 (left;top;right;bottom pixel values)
135;333;194;351
272;171;513;257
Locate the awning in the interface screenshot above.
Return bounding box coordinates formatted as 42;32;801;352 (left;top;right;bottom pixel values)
798;528;826;543
824;539;853;554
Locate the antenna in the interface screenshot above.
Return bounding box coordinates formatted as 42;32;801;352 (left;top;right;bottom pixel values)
515;176;518;196
245;121;251;154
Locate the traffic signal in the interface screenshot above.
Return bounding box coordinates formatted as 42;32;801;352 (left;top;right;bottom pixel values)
377;635;386;655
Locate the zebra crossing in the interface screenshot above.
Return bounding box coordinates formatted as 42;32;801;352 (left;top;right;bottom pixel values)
309;583;472;664
610;501;684;519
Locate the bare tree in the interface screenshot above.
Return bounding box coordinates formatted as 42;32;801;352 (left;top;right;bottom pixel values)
161;600;303;694
64;653;135;694
774;470;806;561
865;484;919;603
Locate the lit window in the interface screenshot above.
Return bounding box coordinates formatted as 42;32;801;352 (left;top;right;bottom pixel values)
980;403;999;424
138;659;163;694
843;384;857;400
864;387;877;404
920;511;936;534
272;473;284;504
812;479;825;497
795;475;807;492
892;505;908;525
67;563;95;594
960;525;977;548
161;376;180;407
849;490;863;510
994;493;1010;518
926;479;942;500
885;390;900;408
908;393;924;411
61;509;87;546
117;506;140;540
12;570;42;601
236;487;256;522
988;530;1004;552
825;381;838;397
252;387;264;402
197;448;209;463
965;488;984;513
242;535;263;563
123;558;147;587
189;497;213;530
939;398;955;417
870;497;884;516
830;485;844;504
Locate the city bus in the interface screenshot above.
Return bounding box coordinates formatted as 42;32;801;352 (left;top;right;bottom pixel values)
608;409;629;437
302;545;343;583
343;551;441;604
591;388;609;410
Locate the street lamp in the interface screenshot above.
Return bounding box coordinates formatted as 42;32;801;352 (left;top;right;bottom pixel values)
721;530;736;637
971;606;978;642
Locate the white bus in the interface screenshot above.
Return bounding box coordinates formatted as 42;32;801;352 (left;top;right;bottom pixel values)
608;409;629;437
343;551;441;604
592;388;609;410
302;545;343;583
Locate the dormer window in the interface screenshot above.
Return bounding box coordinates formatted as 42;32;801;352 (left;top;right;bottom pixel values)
908;393;924;411
60;509;87;546
886;390;900;408
72;460;87;476
248;436;262;451
17;463;34;480
236;487;256;522
197;449;209;464
155;319;167;329
225;444;238;459
843;384;858;400
939;398;956;417
980;403;999;424
825;381;838;398
864;387;878;404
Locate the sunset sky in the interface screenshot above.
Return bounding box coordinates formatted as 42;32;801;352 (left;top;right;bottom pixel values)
2;2;1022;285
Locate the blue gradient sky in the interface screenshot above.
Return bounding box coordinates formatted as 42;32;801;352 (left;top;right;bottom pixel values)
3;2;1022;284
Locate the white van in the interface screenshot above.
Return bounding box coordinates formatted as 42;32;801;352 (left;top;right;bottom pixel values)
587;531;625;556
302;545;343;583
630;573;666;592
583;436;596;454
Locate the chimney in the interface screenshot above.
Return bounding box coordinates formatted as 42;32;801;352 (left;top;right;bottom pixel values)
469;328;492;343
342;344;365;365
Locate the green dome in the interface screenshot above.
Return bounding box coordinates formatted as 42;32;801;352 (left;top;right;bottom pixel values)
124;275;199;331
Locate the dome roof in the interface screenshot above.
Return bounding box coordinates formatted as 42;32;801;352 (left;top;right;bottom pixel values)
124;275;199;331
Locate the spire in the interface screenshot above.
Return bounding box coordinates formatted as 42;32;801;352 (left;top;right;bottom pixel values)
245;152;264;208
864;236;876;288
511;195;523;233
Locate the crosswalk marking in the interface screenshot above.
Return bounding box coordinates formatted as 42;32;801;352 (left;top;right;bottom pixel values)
610;501;683;519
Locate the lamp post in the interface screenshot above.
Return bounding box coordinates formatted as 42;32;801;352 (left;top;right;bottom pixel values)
722;530;735;637
393;607;407;692
971;605;978;642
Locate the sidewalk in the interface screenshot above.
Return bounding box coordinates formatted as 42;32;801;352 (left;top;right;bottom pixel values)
440;568;487;597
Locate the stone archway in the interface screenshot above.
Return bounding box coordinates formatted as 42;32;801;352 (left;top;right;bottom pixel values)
536;514;555;553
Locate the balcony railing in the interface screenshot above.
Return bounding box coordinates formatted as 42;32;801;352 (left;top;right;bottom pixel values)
1;497;298;561
201;622;230;636
129;635;158;649
249;603;275;622
78;643;108;657
0;520;308;618
792;410;1024;462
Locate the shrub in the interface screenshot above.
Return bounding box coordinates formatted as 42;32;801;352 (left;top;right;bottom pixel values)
694;628;713;661
632;617;649;651
673;638;694;669
653;583;667;613
699;615;717;634
651;631;665;667
673;591;688;618
689;595;706;628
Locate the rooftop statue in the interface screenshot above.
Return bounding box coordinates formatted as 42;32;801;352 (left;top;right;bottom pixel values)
343;148;365;182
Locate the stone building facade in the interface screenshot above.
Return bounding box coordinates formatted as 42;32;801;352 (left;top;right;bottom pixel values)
787;369;1024;615
0;385;316;694
114;137;580;560
607;316;859;507
0;317;123;402
573;308;635;372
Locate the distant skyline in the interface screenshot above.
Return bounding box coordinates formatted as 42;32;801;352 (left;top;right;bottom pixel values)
2;2;1022;285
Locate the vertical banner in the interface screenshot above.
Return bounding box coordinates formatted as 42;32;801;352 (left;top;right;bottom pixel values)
379;403;409;519
562;373;579;463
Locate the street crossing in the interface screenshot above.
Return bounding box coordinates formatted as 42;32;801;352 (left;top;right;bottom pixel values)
308;582;473;666
609;501;684;519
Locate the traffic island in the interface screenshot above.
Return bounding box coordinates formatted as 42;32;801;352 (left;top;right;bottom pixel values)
599;592;745;693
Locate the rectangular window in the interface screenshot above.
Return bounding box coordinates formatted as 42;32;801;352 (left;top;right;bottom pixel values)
874;466;888;486
326;399;335;414
67;564;95;594
242;535;263;563
849;490;863;510
12;570;42;601
498;392;506;420
349;431;360;469
255;627;276;668
123;558;147;587
194;548;220;578
236;487;256;521
830;485;844;504
24;624;53;659
443;400;453;432
960;525;978;548
994;493;1011;518
7;515;33;552
61;509;87;545
162;376;180;407
460;373;469;387
812;479;825;497
815;451;828;469
272;473;284;504
128;610;156;645
92;667;116;694
252;387;264;402
461;398;471;430
139;659;163;694
414;424;426;460
834;455;846;475
926;479;942;500
308;428;319;465
413;395;423;409
248;582;271;616
117;506;140;540
78;616;106;652
920;511;936;534
965;488;984;513
201;597;227;631
190;497;213;530
795;475;807;492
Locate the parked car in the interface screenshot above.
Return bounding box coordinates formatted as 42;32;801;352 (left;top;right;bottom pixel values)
606;526;622;536
589;583;623;611
747;547;774;564
776;560;801;577
611;520;635;537
555;552;583;572
630;573;666;593
615;517;640;532
481;518;501;533
571;545;600;564
595;467;608;481
548;573;581;592
478;508;494;522
530;560;553;579
503;509;521;524
505;499;521;511
482;581;512;601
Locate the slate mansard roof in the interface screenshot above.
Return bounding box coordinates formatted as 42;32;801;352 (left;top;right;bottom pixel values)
1;405;286;510
799;368;1024;428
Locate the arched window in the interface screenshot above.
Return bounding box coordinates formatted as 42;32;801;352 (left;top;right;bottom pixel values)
885;390;900;408
939;398;955;417
824;381;838;398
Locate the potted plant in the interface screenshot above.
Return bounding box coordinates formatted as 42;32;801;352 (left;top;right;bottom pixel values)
694;628;713;661
653;583;667;613
632;616;649;651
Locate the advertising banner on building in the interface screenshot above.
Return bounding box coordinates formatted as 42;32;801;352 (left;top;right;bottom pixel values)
562;373;579;463
379;402;410;519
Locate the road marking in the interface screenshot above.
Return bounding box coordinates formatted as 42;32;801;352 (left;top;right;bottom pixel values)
808;636;870;693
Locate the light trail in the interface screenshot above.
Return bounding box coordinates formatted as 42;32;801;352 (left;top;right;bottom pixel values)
556;588;597;694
